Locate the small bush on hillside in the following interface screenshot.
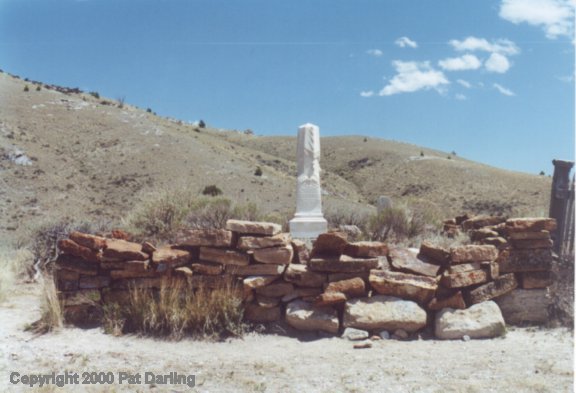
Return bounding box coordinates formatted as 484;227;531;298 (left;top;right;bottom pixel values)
368;205;427;244
198;120;206;128
23;85;29;92
36;85;41;91
104;278;244;340
89;91;100;99
254;167;263;176
202;185;222;196
324;206;371;235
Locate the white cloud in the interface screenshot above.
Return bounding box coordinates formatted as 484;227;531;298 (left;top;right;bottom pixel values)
366;49;383;57
485;52;512;73
395;36;418;48
360;90;375;97
457;79;472;88
449;37;520;55
455;94;467;100
499;0;575;39
494;83;516;96
438;54;482;71
379;61;449;96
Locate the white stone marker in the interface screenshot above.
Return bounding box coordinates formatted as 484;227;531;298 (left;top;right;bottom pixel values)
289;123;328;239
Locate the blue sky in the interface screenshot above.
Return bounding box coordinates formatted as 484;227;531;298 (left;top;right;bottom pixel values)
0;0;574;175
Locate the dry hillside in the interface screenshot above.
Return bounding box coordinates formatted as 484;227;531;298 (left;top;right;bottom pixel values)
0;70;551;243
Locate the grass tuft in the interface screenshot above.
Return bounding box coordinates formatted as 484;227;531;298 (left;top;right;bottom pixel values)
26;274;63;334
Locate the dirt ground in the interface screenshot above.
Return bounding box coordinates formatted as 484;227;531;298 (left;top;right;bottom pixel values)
0;284;573;393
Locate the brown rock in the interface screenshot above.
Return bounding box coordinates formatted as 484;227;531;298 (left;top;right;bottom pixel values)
464;273;518;305
308;257;378;273
253;245;294;265
58;239;100;263
100;260;149;271
389;248;441;277
311;232;348;257
237;233;291;250
199;247;249;266
481;261;500;280
243;275;278;289
419;241;450;265
226;219;282;236
111;277;164;289
510;239;553;249
344;241;388;258
55;269;79;291
104;239;148;261
469;228;499;241
110;269;158;280
462;215;507;231
505;218;557;233
191;262;223;275
190;275;236;289
256;294;280;308
176;229;233;248
141;242;157;254
255;282;294;297
369;270;437;304
111;229;131;240
480;237;509;248
508;231;551;240
427;291;466;311
520;271;553;289
353;341;373;349
291;239;310;264
101;289;131;305
174;266;194;277
226;264;286;276
499;248;553;273
55;254;98;275
284;264;326;287
69;232;107;251
441;269;488;289
78;275;110;289
328;272;370;283
244;304;281;322
450;245;498;263
325;277;366;297
315;291;347;306
448;262;482;274
281;287;323;302
152;247;191;267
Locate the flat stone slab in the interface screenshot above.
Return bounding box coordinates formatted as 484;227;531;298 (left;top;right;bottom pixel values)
494;289;551;325
450;245;498;263
237;233;291;250
225;264;286;276
56;255;98;275
369;270;437;304
465;273;518;305
441;269;488;289
311;232;348;257
103;239;149;261
285;299;339;333
325;277;366;298
389;248;441;277
176;229;233;248
315;291;347;306
69;232;107;251
243;275;279;289
199;247;249;266
191;262;223;275
342;327;369;341
226;219;282;236
435;301;505;340
309;257;378;273
151;247;190;266
255;282;294;297
284;264;326;287
244;304;281;323
343;295;427;332
498;248;552;273
419;241;450;265
505;218;557;233
461;215;507;230
520;271;553;289
344;241;388;258
508;230;551;240
58;239;100;263
253;245;294;265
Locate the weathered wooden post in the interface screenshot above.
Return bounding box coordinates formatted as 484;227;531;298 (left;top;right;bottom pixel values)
549;159;574;254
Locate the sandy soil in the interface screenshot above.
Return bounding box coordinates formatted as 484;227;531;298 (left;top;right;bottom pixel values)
0;284;573;393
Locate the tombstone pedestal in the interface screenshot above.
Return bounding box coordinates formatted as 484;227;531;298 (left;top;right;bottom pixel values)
289;216;328;239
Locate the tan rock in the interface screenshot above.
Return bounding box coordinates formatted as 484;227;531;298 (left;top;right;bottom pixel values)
152;247;191;266
311;232;348;257
435;301;505;340
315;291;347;306
56;254;98;275
480;237;509;248
344;241;388;258
226;219;282;236
510;239;553;249
448;262;482;274
284;264;326;287
226;264;286;276
237;233;291;250
369;270;437;304
291;239;310;264
176;229;233;247
419;241;450;265
508;231;551;240
427;291;466;311
343;295;427;332
309;257;378;273
174;266;194;277
199;247;249;266
328;272;370;283
499;248;553;273
494;289;551;325
253;245;294;265
255;282;294;297
450;245;498;263
464;273;518;305
58;239;100;263
243;275;278;289
69;231;106;251
325;277;366;298
285;300;339;333
505;218;557;233
256;294;280;308
191;262;223;275
244;304;281;322
141;241;157;254
281;287;323;303
389;248;441;277
104;239;148;261
469;228;499;241
441;270;488;289
520;271;553;289
462;215;507;231
481;261;500;280
110;229;131;240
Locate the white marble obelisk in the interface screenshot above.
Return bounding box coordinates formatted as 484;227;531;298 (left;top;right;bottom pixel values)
289;123;328;238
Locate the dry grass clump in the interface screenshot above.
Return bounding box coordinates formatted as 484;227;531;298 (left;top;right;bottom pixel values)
368;205;441;246
104;278;245;340
26;274;63;334
124;188;263;243
0;247;33;303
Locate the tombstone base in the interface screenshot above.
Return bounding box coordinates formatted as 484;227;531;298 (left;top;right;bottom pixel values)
289;216;328;239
